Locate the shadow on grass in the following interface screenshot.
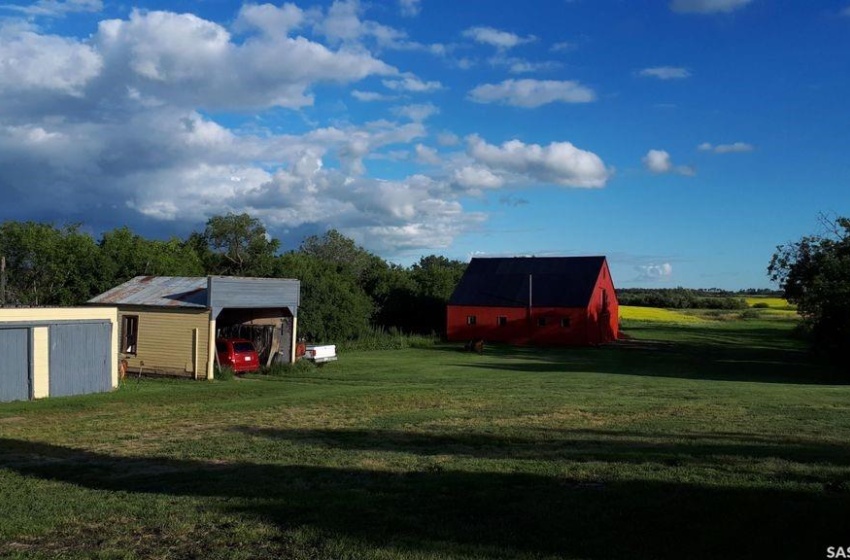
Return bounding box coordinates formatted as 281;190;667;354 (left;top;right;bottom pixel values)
1;437;849;559
232;426;850;469
431;324;844;385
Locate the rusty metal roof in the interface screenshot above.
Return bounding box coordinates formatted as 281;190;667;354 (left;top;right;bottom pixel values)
88;276;208;308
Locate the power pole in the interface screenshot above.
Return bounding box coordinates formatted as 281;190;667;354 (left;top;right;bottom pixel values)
1;255;5;307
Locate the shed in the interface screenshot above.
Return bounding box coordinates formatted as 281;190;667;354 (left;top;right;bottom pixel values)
0;307;118;403
88;276;300;379
447;256;618;346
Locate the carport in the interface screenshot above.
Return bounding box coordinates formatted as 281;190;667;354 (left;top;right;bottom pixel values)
89;276;300;379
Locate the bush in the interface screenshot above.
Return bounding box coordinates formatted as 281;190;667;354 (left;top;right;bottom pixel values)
262;359;315;376
739;310;762;320
752;302;770;309
214;365;235;381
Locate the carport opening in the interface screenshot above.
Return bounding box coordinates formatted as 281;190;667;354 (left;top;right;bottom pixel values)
215;307;295;366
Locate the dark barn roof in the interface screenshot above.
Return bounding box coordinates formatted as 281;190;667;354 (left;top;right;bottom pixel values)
449;256;607;308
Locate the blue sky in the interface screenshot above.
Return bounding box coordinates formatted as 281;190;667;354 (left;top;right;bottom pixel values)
1;0;848;289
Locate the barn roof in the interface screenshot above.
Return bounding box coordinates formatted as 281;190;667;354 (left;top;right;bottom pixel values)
88;276;208;308
448;256;608;308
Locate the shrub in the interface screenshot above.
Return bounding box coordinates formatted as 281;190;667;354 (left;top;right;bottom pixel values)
337;326;439;351
262;359;315;376
752;302;770;309
214;365;235;381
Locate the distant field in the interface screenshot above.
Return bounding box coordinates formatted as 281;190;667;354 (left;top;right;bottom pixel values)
619;305;708;323
745;296;795;309
1;311;846;560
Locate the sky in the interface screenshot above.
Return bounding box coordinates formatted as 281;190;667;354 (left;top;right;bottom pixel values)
1;0;848;290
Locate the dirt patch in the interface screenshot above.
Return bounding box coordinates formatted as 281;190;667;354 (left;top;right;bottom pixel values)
0;416;25;424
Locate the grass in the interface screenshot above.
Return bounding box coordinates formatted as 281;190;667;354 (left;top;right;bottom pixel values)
1;313;848;559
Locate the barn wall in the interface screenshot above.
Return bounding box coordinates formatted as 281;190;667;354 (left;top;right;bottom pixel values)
447;305;590;345
117;307;211;379
585;261;619;344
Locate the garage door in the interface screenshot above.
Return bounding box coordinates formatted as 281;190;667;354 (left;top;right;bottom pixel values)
0;328;30;402
49;322;112;398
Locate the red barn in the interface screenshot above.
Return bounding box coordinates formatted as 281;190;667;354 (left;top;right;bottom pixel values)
446;256;618;346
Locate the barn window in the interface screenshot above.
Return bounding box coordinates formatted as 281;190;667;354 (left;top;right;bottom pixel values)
121;315;139;355
537;317;547;327
497;316;507;326
561;317;571;328
466;315;477;326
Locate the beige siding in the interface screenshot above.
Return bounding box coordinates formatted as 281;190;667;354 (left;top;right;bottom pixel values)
118;307;211;379
31;327;49;398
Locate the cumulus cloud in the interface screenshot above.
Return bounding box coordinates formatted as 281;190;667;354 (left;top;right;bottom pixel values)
638;66;691;80
467;135;611;188
414;144;440;165
670;0;752;14
468;79;595;108
452;165;505;190
399;0;421;17
635;263;673;282
698;142;754;153
0;28;103;96
437;132;460;146
391;103;439;122
642;149;695;176
462;26;535;49
233;3;305;37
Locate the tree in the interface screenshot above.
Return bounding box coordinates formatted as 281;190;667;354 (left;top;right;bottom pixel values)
202;213;279;276
99;227;204;285
768;215;850;364
0;222;104;305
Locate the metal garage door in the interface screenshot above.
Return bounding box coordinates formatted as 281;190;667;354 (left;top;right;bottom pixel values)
49;322;112;398
0;328;30;402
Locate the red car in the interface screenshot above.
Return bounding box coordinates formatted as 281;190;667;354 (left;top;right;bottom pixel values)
216;338;260;373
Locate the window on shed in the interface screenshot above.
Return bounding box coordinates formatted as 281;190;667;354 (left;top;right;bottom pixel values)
466;315;477;325
497;316;507;326
537;317;547;327
121;315;139;355
561;317;571;328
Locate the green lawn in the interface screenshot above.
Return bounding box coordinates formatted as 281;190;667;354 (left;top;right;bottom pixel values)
1;316;849;559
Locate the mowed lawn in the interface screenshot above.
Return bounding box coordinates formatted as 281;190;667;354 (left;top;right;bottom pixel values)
2;316;850;559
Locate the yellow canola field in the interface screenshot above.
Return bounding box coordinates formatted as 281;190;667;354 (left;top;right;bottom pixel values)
744;297;793;309
619;306;708;323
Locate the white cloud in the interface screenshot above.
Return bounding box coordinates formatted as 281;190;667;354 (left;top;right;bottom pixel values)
437;132;460;146
670;0;752;14
643;149;695;176
233;3;305;37
382;74;443;92
0;0;102;17
698;142;754;153
467;135;611;188
399;0;421;17
92;9;394;110
638;66;691;80
391;102;439;122
462;26;535;49
0;28;103;96
488;55;561;74
351;90;396;102
842;6;850;16
550;41;577;53
643;149;673;173
414;144;440;165
635;263;673;282
468;79;595;108
452;165;505;190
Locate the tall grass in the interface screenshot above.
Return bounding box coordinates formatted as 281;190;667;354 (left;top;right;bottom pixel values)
337;326;439;351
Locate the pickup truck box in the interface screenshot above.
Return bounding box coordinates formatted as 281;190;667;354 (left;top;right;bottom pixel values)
304;344;337;364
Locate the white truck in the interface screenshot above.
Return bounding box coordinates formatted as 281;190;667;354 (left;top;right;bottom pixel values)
303;344;337;365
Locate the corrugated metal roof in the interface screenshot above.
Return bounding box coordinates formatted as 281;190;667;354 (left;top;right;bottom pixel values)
449;256;607;308
88;276;208;308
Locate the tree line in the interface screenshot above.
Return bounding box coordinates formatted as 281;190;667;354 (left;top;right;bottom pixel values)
0;214;467;342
